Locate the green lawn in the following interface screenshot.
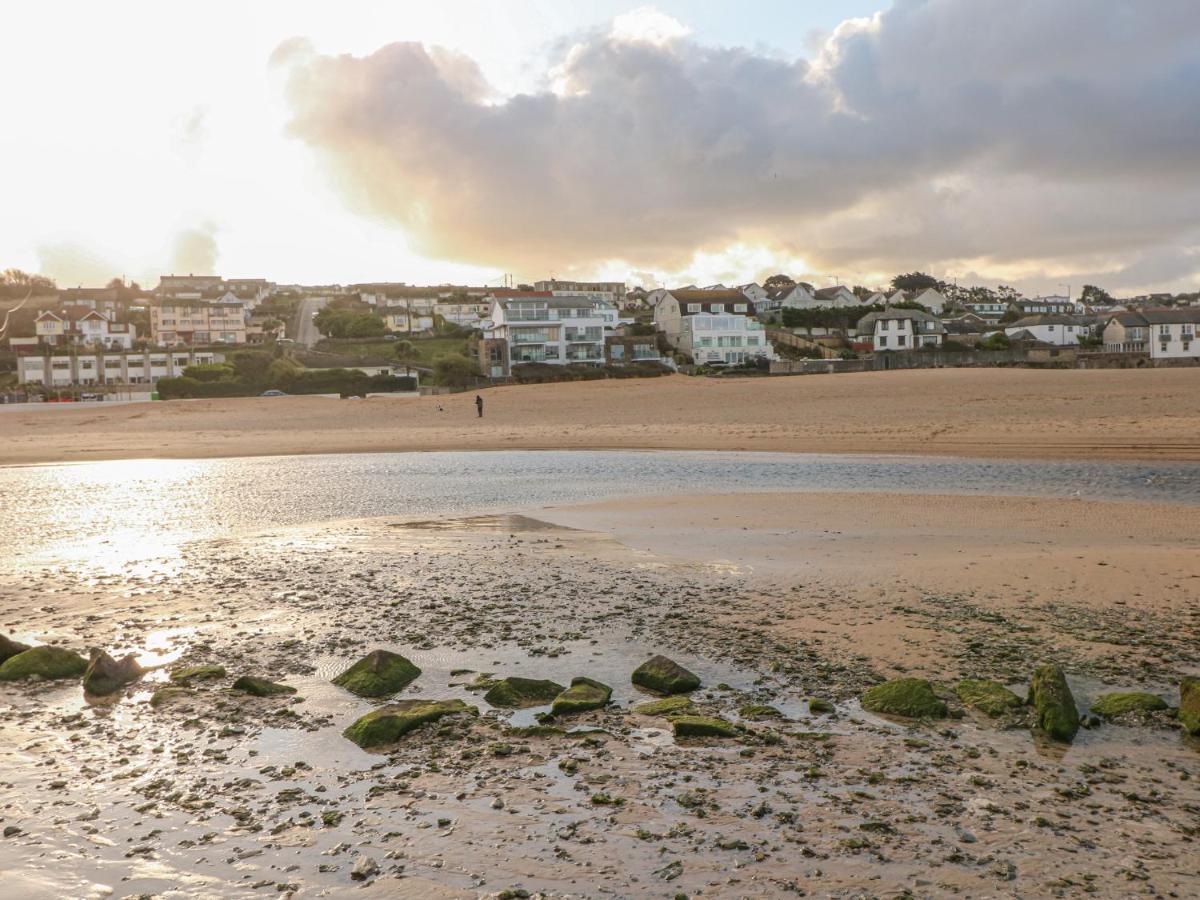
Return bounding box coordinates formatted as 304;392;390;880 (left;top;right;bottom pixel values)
314;335;470;366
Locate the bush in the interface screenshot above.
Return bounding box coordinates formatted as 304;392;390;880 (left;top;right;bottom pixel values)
433;353;477;388
314;307;387;338
183;363;235;382
980;332;1011;350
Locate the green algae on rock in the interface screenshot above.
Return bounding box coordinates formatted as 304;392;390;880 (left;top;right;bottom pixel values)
955;679;1024;717
0;645;88;682
632;695;694;716
332;649;421;698
631;655;701;695
550;677;612;716
738;704;784;720
1089;692;1168;719
1027;663;1079;743
82;649;145;696
0;634;31;665
860;678;948;719
672;715;738;738
344;699;474;748
149;685;194;708
170;664;227;684
1182;678;1200;736
483;676;565;709
232;675;297;697
807;698;835;715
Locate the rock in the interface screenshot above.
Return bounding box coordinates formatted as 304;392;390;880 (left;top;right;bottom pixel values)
1089;692;1168;719
672;715;737;738
232;675;297;697
550;677;612;716
169;664;226;684
1027;663;1079;743
343;699;474;749
0;634;31;665
807;698;835;714
738;704;784;720
483;677;564;709
631;655;701;695
331;649;421;698
1181;678;1200;736
82;649;144;696
0;645;88;682
860;678;948;719
632;696;693;716
955;679;1024;717
149;686;193;708
3;825;20;838
350;855;379;881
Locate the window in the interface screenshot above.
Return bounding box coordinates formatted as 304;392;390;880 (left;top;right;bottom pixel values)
1160;324;1171;337
897;335;907;347
687;304;700;313
610;344;625;359
878;336;888;348
734;304;747;312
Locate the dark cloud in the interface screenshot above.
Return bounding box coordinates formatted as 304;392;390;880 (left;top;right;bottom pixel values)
277;1;1200;288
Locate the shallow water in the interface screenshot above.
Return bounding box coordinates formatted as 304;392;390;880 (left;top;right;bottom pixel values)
2;449;1198;568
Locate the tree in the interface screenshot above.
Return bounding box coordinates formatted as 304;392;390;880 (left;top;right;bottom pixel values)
980;332;1010;350
890;272;940;292
999;308;1020;324
851;285;875;300
265;358;301;388
1080;284;1113;305
433;353;476;388
763;274;795;289
394;339;415;360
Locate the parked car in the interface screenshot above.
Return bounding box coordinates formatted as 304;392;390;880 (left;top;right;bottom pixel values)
260;389;287;397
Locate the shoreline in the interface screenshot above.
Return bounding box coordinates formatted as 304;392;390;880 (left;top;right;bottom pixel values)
3;368;1200;465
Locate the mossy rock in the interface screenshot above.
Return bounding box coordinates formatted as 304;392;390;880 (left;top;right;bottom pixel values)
739;704;784;720
83;650;144;696
170;664;227;684
232;675;297;697
632;695;693;716
483;676;565;709
955;679;1024;717
332;649;421;698
807;698;835;714
0;645;88;682
550;677;612;716
1181;678;1200;736
861;678;948;719
344;699;474;748
1027;663;1079;743
0;634;31;665
631;655;701;695
672;715;737;738
150;686;194;708
1090;692;1168;719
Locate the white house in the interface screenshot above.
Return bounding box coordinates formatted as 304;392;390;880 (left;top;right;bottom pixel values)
1012;295;1076;316
34;309;136;350
857;308;946;352
1103;310;1200;358
1003;314;1085;346
20;349;223;388
964;300;1010;324
652;289;776;365
479;293;608;376
737;282;769;305
887;288;948;314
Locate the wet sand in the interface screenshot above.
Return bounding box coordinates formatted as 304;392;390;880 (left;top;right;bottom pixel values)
2;494;1198;898
4;367;1200;465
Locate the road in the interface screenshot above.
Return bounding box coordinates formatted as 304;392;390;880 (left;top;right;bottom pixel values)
291;296;328;346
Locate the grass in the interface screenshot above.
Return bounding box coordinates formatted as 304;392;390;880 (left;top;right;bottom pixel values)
314;334;470;366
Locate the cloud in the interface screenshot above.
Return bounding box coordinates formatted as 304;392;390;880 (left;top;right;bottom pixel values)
36;241;120;287
277;1;1200;291
168;225;219;274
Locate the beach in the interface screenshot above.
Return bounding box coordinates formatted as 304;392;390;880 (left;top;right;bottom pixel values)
4;367;1200;465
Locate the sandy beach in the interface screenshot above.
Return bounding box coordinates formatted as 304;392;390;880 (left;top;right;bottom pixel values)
4;367;1200;465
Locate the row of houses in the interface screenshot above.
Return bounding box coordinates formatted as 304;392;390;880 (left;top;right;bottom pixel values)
18;349;225;388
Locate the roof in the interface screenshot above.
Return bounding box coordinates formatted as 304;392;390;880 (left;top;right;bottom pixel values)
1010;314;1079;327
1107;308;1200;326
814;286;850;299
495;295;596;310
859;307;946;333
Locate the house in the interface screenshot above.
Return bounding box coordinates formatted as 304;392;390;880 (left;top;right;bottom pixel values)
1102;309;1200;358
1011;295;1076;316
857;308;945;352
737;282;768;305
811;285;861;308
435;298;492;328
19;349;223;388
382;305;436;333
902;288;948;314
1003;314;1085;347
963;299;1010;324
652;289;776;365
940;313;990;346
156;274;225;299
605;329;670;366
478;293;608;377
34;308;136;350
149;298;247;345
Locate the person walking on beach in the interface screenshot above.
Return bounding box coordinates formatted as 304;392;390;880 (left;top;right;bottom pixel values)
475;394;484;418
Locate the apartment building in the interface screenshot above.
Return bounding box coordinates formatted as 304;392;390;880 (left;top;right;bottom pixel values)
479;293;608;377
150;298;247;345
19;349;224;388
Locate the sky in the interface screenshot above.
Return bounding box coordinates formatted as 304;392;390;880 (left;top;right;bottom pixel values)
2;1;1198;296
